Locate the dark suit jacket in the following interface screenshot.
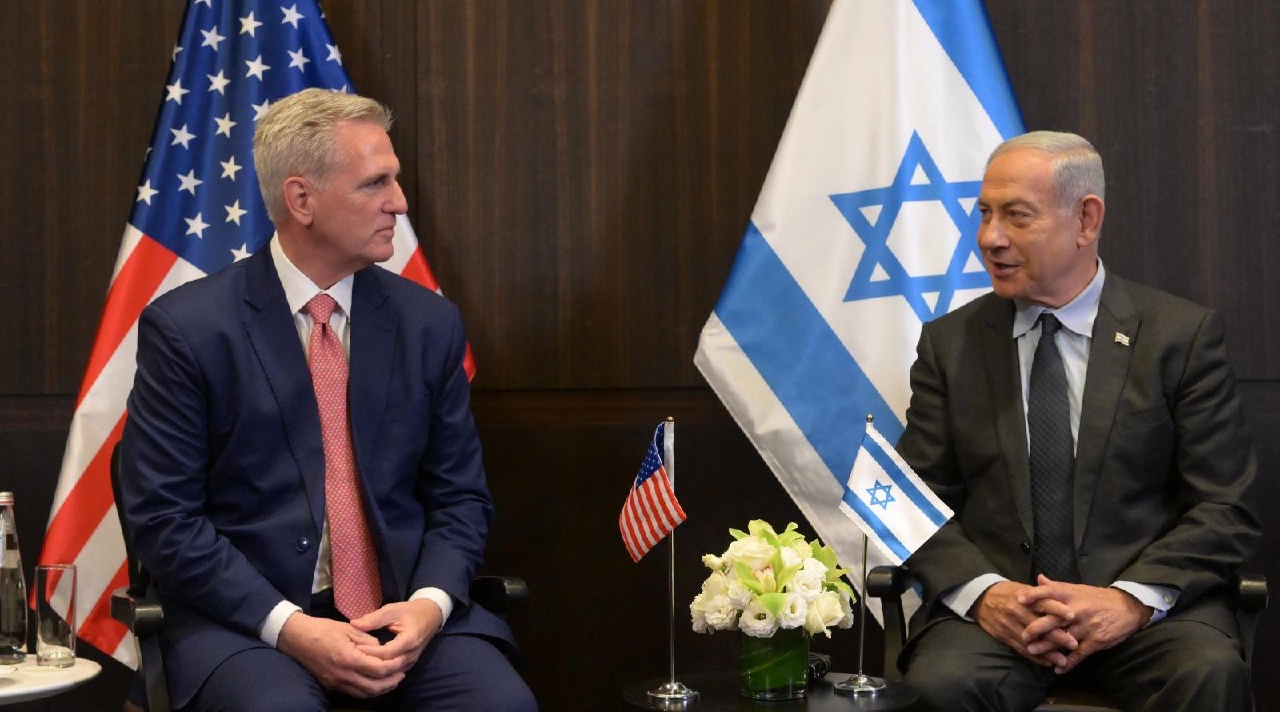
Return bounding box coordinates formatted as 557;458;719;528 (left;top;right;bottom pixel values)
898;273;1260;649
119;248;511;708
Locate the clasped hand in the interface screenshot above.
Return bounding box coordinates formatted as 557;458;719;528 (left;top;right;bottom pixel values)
971;575;1151;674
278;599;444;698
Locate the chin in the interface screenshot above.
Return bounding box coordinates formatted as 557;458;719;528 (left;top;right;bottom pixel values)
988;281;1022;301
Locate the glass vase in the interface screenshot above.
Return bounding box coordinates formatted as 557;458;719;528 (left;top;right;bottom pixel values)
739;626;810;700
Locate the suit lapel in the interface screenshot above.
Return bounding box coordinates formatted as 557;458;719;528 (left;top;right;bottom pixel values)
348;267;396;472
1074;276;1139;544
242;250;328;533
979;297;1035;539
347;267;400;595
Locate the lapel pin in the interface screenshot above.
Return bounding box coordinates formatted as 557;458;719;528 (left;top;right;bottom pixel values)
1114;332;1130;346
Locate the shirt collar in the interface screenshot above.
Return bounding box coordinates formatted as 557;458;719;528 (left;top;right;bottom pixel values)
270;235;354;318
1012;260;1106;339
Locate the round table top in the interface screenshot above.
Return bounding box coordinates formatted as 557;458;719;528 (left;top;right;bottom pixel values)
0;658;102;705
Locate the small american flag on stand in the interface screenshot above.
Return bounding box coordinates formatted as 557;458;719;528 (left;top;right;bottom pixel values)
619;421;687;562
36;0;465;668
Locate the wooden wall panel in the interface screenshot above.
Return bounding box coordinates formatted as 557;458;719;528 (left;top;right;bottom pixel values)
0;1;183;395
323;0;829;389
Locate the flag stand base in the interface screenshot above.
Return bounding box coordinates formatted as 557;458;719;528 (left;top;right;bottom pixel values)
647;680;700;709
834;673;887;695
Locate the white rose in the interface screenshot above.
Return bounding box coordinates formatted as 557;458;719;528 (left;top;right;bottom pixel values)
779;546;802;569
701;571;730;597
838;590;855;628
775;592;808;629
690;593;711;633
789;559;828;601
702;595;739;631
726;577;754;609
725;535;775;571
738;598;780;638
804;591;847;637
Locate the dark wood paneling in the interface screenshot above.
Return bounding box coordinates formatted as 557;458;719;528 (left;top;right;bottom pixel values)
323;0;830;389
0;1;184;395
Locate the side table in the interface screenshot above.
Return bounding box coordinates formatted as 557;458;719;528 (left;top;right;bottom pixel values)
624;671;919;711
0;658;102;706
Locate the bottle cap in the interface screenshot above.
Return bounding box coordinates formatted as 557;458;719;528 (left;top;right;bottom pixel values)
0;492;11;505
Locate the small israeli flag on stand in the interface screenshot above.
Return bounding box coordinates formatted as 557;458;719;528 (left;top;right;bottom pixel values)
839;421;952;565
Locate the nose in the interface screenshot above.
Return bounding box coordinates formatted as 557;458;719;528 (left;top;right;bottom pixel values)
977;216;1006;250
387;179;409;215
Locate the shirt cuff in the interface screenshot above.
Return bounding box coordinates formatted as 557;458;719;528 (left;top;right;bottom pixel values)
259;600;303;648
940;574;1009;620
1111;581;1178;626
409;587;454;627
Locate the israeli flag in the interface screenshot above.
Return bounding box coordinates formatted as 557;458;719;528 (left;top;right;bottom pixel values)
694;0;1022;623
840;423;952;565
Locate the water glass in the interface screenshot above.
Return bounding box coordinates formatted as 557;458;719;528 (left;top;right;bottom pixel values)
34;564;76;667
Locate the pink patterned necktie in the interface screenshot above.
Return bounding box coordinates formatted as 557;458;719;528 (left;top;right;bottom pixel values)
304;293;381;619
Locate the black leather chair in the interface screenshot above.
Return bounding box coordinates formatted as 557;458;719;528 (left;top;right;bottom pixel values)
108;443;529;712
867;564;1268;712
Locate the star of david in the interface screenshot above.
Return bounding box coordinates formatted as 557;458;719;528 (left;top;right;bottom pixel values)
830;131;990;322
866;481;896;511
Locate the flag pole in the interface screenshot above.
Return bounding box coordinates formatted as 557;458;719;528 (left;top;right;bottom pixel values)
835;415;888;696
647;416;699;704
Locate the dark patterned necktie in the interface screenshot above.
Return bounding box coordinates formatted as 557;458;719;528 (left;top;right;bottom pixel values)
1028;313;1079;583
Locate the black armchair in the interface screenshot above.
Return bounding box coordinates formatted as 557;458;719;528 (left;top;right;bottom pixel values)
867;564;1268;712
108;444;529;712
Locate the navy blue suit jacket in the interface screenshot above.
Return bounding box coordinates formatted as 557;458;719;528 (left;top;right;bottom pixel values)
119;249;511;708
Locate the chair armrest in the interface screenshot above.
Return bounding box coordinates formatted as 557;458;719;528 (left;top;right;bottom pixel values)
111;587;166;639
867;565;911;681
868;564;913;597
470;575;529;615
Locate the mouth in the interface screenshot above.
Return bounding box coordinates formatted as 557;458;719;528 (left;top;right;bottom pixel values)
985;258;1021;278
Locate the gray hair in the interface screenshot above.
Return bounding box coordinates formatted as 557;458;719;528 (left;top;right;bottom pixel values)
988;130;1105;211
253;88;394;223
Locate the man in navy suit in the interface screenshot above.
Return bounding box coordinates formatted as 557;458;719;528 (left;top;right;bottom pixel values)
119;88;536;711
896;132;1260;710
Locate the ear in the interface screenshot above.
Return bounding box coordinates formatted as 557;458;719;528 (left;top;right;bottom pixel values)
1077;194;1104;248
282;176;314;227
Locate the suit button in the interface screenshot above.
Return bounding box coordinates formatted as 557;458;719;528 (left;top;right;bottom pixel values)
295;536;311;553
1020;541;1031;554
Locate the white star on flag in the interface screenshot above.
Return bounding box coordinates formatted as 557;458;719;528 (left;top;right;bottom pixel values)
184;212;209;238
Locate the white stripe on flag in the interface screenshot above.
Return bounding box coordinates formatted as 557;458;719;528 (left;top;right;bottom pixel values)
840;423;952;565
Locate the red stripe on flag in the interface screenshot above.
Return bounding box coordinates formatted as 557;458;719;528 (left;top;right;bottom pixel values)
77;234;179;406
39;415;128;564
79;560;132;660
398;246;441;292
397;245;477;381
619;467;686;562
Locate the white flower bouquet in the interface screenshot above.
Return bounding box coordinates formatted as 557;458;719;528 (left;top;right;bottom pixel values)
690;519;856;638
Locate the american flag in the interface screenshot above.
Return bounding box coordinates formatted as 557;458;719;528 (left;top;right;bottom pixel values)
619;421;687;562
36;0;468;668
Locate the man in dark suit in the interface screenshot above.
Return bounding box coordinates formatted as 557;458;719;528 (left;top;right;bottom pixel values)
118;88;536;711
897;131;1260;711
